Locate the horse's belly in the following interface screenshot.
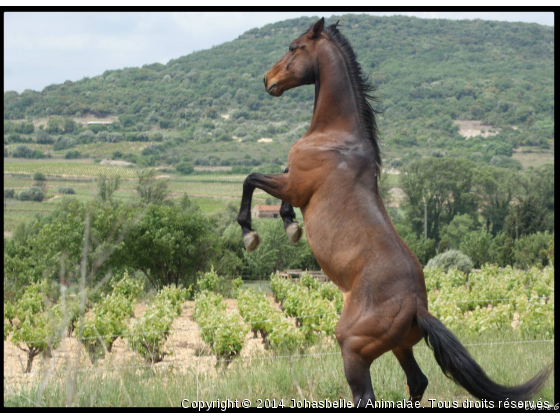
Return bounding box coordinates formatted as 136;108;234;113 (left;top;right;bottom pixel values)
302;202;370;290
301;193;418;294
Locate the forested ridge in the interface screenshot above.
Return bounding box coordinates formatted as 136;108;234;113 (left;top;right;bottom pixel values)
4;14;554;161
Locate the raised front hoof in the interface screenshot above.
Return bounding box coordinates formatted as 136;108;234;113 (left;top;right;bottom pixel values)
243;231;260;252
286;222;303;244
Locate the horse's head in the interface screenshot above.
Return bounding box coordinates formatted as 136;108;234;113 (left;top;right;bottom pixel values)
264;18;325;97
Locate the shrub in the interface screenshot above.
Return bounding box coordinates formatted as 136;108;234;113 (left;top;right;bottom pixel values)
196;268;243;298
270;274;339;344
76;292;134;363
176;161;194;175
7;133;32;143
97;175;120;202
194;291;248;365
513;231;554;268
57;186;76;195
77;130;95;144
440;214;476;249
4;188;15;199
17;186;44;202
127;299;175;363
490;155;522;171
406;237;437;266
12;144;44;159
426;249;474;275
126;284;190;363
35;129;54;144
53;136;77;151
459;228;493;268
107;132;124;143
489;232;515;267
96;131;109;142
33;172;46;181
5;280;62;372
65;150;81;159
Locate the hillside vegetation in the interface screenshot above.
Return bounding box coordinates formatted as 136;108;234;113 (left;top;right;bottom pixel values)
4;14;554;169
3;15;555;283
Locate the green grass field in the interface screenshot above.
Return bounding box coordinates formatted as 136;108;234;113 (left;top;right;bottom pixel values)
2;147;552;237
3;162;256;235
3;330;553;407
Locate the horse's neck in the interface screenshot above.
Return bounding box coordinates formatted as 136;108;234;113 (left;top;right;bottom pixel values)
309;42;385;201
309;44;361;138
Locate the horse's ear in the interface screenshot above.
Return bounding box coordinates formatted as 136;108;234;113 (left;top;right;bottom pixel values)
308;17;325;38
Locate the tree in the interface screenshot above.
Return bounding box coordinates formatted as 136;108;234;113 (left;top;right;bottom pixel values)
64;150;81;159
119;114;135;127
136;169;169;204
439;213;476;249
4;198;138;291
33;172;46;182
5;280;61;373
18;186;44;202
63;118;77;133
12;145;44;159
97;175;121;202
489;232;515;267
35;129;54;144
206;107;218;119
472;166;520;235
504;198;552;239
401;158;477;241
124;204;215;288
502;164;554;239
513;231;554;269
176;161;194;175
459;228;493;268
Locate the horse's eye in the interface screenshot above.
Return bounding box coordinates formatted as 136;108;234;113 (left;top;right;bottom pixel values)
289;46;295;52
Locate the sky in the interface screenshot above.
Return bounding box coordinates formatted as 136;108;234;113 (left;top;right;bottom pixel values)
4;11;554;93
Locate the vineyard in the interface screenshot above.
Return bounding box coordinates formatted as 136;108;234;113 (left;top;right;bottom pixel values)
4;160;140;178
3;265;555;407
3;167;257;235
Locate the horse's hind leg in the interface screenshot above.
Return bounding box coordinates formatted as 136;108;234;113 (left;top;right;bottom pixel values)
279;168;302;244
341;346;376;407
280;200;302;244
392;346;428;403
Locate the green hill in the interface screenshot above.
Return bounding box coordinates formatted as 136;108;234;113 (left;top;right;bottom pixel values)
3;14;554;169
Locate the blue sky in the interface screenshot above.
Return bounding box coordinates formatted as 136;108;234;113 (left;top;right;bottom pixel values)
4;11;554;93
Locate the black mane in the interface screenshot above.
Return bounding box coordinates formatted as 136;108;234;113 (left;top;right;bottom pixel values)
322;22;382;175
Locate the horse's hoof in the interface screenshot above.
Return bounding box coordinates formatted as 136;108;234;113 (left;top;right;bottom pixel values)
286;222;303;244
243;231;260;252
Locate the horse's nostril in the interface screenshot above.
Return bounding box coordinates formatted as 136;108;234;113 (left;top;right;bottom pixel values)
263;76;267;86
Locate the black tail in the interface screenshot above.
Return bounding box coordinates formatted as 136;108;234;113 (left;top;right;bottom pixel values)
417;311;552;402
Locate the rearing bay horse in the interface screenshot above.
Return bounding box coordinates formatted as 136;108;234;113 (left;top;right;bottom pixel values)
237;18;550;406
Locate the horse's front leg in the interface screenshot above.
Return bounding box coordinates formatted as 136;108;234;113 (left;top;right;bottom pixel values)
237;172;295;252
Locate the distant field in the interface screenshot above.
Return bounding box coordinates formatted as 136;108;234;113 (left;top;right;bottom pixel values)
3;146;552;236
4;159;139;178
512;150;555;169
3;161;272;235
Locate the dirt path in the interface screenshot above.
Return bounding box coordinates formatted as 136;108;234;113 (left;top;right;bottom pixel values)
45;194;62;202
